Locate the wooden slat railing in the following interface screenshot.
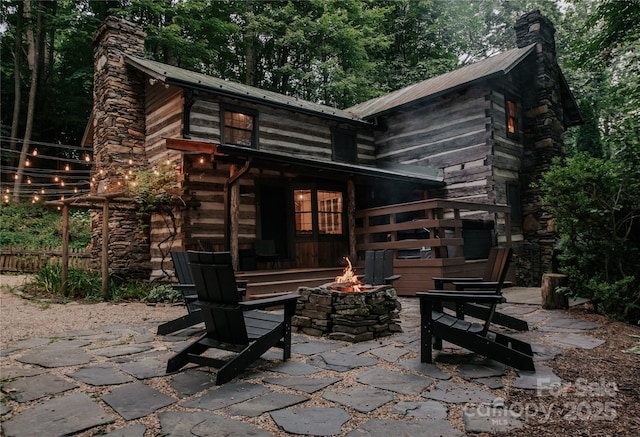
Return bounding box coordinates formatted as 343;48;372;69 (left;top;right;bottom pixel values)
0;246;91;273
354;198;511;265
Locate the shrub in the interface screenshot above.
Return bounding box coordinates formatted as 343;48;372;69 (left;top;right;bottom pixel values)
540;153;640;324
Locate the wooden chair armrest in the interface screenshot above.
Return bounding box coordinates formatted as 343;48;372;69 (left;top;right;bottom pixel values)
239;293;299;310
416;291;506;304
453;281;501;290
384;274;401;284
433;277;483;289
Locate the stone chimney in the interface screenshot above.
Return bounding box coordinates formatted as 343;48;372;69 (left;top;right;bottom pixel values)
514;10;565;282
90;17;151;279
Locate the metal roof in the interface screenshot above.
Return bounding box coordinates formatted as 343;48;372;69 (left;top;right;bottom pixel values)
125;56;365;124
215;143;444;186
346;44;537;119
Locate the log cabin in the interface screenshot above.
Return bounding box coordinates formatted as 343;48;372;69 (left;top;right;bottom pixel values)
82;10;582;297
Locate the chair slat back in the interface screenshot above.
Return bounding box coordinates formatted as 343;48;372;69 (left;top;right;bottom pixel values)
482;247;510;283
188;251;249;345
170;251;194;284
364;250;394;285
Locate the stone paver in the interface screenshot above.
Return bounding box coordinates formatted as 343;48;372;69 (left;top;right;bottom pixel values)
391;400;448;419
323;387;394;413
2;373;77;402
346;418;463;436
227;392;308;417
180;381;269;410
17;339;93;367
422;380;498;404
67;363;134;386
262;375;342;394
271;407;350;436
1;393;114;437
158;410;273;436
307;351;378;371
357;368;433;394
102;382;175;420
101;423;146;437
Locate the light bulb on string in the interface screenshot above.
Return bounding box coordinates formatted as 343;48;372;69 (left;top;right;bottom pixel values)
54;176;59;182
27;178;32;184
25;159;31;167
84;154;91;162
32;149;38;156
60;181;65;187
64;164;70;171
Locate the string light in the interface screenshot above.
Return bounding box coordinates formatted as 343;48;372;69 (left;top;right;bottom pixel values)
25;159;31;167
64;164;70;171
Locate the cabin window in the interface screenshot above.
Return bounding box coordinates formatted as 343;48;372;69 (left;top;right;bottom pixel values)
294;188;344;236
506;99;518;137
332;128;357;163
223;108;256;147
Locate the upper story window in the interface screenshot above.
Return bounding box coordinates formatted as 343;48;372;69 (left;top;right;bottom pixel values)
332;128;357;163
506;99;518;138
223;108;256;147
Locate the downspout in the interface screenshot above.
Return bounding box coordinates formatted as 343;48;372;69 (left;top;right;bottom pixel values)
182;90;198;139
224;158;252;256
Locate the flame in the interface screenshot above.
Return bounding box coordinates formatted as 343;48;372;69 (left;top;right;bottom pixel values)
335;257;362;291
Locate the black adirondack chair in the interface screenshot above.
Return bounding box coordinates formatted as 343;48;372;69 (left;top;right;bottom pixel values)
433;246;528;331
157;251;246;336
362;249;401;286
166;251;299;384
417;247;535;370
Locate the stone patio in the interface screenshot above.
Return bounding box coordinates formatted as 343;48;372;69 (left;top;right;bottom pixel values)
0;288;608;436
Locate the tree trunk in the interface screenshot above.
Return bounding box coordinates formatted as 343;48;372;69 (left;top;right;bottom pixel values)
13;0;42;202
541;273;569;309
9;1;24;152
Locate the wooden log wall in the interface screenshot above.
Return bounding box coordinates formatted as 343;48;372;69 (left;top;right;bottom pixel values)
189;95;376;165
145;84;188;280
374;86;493;204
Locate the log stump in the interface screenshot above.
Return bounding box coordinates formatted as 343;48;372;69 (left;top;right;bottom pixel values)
542;273;569;309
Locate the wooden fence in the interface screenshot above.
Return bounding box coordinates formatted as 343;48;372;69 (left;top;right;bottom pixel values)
0;246;92;273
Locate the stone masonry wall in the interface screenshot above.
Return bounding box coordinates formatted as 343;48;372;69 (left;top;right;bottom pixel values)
514;10;565;282
90;17;151;279
293;286;402;342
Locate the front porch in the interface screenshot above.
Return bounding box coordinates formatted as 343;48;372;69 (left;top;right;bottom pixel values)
236;199;512;298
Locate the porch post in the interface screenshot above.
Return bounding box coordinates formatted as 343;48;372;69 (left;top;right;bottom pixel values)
347;179;356;260
229;164;240;271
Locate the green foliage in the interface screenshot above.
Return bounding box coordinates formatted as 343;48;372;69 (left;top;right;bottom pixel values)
26;262;181;303
141;283;183;304
28;262;106;300
123;162;184;232
540;153;640;324
0;203;91;249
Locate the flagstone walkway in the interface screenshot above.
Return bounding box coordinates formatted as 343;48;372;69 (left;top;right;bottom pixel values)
0;288;605;436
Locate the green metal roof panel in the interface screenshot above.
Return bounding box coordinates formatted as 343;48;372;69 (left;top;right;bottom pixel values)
125;55;364;123
346;45;536;119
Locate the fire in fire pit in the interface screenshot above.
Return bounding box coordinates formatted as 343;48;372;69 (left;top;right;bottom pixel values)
329;257;364;292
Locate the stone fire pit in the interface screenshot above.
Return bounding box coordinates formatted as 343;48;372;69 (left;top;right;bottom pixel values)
292;284;402;342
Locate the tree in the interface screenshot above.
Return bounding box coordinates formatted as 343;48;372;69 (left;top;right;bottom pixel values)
13;0;44;202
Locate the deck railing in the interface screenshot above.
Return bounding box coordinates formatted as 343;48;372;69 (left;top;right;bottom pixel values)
354;198;511;265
